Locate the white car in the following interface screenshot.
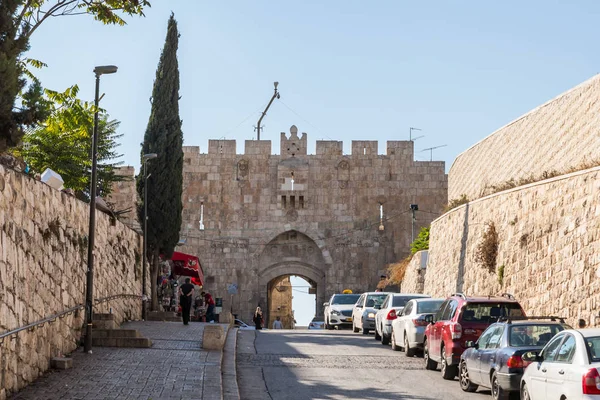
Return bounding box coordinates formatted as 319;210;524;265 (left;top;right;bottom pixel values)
374;293;431;345
352;292;391;334
390;298;444;356
521;328;600;399
323;293;361;329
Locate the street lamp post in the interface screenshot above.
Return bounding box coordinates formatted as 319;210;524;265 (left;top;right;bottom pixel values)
84;65;118;353
141;153;158;320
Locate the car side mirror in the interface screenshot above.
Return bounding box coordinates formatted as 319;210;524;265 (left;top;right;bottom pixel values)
465;341;478;349
522;351;542;363
323;302;329;307
424;314;434;324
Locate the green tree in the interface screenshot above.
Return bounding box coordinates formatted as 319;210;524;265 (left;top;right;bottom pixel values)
15;86;125;198
138;14;183;311
0;0;150;152
410;226;430;255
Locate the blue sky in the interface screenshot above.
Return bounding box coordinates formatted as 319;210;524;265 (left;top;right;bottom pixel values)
27;1;600;173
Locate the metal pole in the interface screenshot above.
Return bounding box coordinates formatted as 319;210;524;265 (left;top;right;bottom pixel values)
256;84;280;140
411;208;415;243
142;161;148;320
84;73;101;353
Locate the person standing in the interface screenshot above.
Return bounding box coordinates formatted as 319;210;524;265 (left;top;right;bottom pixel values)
253;307;263;330
202;291;216;322
273;316;283;329
179;278;194;325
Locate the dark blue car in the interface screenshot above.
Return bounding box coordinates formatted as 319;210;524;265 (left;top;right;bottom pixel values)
459;318;568;400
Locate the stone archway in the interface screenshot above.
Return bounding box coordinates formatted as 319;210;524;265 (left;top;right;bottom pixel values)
257;231;328;327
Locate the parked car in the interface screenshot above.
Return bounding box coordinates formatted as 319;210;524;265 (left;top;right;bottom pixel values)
521;328;600;400
374;293;431;345
323;293;361;329
391;298;445;356
423;293;526;380
308;316;325;330
352;292;392;334
459;318;567;400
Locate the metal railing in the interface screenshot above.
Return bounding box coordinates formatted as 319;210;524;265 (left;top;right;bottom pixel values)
0;293;142;344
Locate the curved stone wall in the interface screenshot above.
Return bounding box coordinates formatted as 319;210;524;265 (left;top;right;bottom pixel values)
449;74;600;200
424;166;600;328
0;165;144;398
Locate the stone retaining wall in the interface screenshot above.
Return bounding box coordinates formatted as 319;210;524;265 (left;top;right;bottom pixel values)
0;164;144;399
449;74;600;200
401;251;427;294
424;166;600;328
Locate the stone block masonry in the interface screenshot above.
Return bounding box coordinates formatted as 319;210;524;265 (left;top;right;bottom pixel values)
0;164;145;399
449;74;600;201
423;166;600;328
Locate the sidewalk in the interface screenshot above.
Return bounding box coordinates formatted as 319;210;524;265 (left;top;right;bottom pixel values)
11;321;228;400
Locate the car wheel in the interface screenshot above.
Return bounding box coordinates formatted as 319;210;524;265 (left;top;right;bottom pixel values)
521;383;531;400
404;334;415;357
391;332;400;351
491;372;509;400
440;345;457;380
459;360;478;392
326;319;334;330
353;322;359;333
374;327;381;340
363;328;370;335
381;330;390;345
423;338;438;370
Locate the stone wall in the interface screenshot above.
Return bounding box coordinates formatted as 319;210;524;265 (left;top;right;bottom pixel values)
401;251;428;294
0;164;144;399
424;166;600;328
449;74;600;201
178;126;448;324
107;166;140;232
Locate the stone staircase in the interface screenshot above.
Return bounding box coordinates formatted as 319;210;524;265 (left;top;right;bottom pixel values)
146;310;181;322
91;314;152;348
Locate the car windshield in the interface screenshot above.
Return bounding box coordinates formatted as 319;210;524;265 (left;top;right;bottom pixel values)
366;294;388;308
392;296;425;307
585;337;600;363
417;300;445;314
508;324;564;347
461;302;524;323
331;294;360;305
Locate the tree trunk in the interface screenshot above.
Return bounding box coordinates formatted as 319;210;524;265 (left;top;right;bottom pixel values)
150;250;160;311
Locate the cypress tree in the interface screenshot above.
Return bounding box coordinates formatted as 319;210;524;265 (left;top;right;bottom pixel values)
138;13;183;311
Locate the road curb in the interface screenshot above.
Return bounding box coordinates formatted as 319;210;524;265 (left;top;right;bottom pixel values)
221;327;240;400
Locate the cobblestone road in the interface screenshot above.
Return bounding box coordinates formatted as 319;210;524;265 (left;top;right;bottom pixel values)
11;321;225;400
237;329;492;400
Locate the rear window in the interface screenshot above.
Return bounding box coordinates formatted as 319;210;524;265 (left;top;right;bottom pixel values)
585;337;600;363
461;302;524;323
392;296;426;307
332;294;360;305
508;324;564;347
417;300;445;314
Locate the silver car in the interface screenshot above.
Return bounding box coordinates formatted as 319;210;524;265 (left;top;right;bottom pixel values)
374;293;430;345
352;292;391;334
391;298;444;356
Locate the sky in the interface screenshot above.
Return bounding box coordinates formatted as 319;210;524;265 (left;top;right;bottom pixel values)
27;1;600;174
290;276;316;327
25;2;600;326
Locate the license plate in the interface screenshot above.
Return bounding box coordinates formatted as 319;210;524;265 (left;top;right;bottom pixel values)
346;317;352;322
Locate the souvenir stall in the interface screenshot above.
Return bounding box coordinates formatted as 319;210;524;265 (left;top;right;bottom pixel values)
158;252;204;319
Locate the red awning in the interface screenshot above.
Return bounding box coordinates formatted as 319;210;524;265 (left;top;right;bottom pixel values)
170;251;204;286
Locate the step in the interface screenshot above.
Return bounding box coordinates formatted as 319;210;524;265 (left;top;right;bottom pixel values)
92;329;141;339
147;311;181;322
93;313;116;321
92;337;152;348
92;320;118;329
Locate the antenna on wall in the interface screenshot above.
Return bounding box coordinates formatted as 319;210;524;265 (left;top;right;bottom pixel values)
421;145;447;161
409;127;422;141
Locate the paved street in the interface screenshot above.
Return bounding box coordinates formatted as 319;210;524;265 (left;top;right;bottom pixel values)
11;322;225;400
237;329;492;400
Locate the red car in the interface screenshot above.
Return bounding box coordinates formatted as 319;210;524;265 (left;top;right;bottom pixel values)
423;293;526;380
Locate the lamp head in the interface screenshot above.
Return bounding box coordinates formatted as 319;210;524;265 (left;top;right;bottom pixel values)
94;65;118;76
142;153;158;162
274;81;279;90
410;204;419;211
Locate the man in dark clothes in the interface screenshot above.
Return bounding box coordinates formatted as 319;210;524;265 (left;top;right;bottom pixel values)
202;291;216;322
179;278;195;325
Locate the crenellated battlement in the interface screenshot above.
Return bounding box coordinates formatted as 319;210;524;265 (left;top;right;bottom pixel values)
185;126;429;160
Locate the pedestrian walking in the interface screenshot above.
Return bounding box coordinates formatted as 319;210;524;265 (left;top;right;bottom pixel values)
253;306;263;330
273;316;283;329
202;291;216;322
179;278;194;325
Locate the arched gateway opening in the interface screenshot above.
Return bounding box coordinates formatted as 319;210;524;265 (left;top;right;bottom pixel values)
258;230;329;328
267;275;316;329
